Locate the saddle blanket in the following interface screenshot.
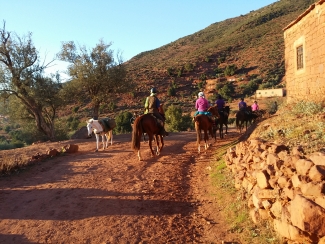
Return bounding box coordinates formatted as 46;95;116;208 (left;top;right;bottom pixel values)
99;118;116;132
194;111;212;116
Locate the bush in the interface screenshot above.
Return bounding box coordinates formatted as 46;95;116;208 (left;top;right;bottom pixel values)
72;106;79;113
218;82;235;101
184;63;194;72
291;101;324;116
114;111;133;134
224;64;237;76
165;105;194;132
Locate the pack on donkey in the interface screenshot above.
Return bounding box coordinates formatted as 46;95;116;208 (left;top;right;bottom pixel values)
86;118;116;152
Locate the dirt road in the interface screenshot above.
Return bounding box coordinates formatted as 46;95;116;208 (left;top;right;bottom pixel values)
0;129;242;243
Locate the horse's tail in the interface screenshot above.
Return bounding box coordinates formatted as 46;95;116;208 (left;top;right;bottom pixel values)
131;117;142;151
194;117;201;145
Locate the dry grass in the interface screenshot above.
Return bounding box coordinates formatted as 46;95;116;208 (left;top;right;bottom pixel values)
250;100;325;155
0;153;31;175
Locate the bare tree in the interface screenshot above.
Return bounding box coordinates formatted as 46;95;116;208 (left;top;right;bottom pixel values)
58;39;132;119
0;22;63;140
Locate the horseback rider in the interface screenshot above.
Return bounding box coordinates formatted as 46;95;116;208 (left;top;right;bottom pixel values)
194;92;213;123
238;97;247;111
144;87;168;136
251;101;259;111
215;94;225;114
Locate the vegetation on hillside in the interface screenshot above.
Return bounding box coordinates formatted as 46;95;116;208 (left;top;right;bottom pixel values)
125;0;317;106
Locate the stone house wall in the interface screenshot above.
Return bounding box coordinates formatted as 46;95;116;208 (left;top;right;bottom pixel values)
284;0;325;103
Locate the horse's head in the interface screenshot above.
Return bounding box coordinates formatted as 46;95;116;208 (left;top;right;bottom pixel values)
86;119;94;136
207;105;220;118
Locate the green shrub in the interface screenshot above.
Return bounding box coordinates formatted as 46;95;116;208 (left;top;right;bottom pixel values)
72;106;79;113
218;82;235;101
165;105;194;132
184;63;194;72
291;101;324;116
224;64;237;76
114;111;133;134
108;102;117;112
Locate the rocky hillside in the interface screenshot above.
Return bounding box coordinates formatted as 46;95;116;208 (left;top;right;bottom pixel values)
117;0;316;113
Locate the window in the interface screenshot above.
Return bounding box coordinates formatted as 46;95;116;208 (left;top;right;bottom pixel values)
297;45;303;70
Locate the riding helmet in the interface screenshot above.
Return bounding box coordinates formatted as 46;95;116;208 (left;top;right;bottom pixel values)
198;92;204;97
151;87;157;93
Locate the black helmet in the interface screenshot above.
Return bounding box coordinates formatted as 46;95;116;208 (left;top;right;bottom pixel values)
151;87;157;93
217;94;222;99
241;97;244;101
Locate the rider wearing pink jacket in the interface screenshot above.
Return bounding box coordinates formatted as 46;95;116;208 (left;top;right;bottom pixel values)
195;92;209;110
251;101;259;111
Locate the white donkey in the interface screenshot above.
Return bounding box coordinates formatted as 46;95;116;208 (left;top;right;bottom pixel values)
86;119;113;152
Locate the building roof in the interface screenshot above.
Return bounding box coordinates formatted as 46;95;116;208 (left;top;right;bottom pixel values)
283;0;325;31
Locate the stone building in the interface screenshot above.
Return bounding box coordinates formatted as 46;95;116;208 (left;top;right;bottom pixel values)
283;0;325;103
255;88;285;98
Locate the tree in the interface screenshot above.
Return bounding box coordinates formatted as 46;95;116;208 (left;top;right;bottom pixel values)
0;22;63;141
58;40;132;118
165;105;194;132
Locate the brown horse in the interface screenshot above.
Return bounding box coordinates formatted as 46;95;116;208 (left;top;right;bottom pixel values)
194;115;215;153
131;114;164;161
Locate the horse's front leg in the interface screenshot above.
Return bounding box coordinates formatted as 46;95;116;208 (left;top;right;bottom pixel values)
155;134;160;155
101;135;106;150
204;130;209;150
137;150;142;161
95;134;100;152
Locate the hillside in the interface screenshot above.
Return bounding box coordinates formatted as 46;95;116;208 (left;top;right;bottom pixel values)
117;0;316;114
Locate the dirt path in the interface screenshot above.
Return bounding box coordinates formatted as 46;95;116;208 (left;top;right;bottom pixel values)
0;129;242;243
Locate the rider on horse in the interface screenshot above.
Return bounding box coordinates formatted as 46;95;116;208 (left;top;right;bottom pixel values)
215;94;225;115
194;92;213;123
144;87;168;136
238;97;247;111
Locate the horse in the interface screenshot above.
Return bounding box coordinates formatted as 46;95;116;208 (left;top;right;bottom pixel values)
131;114;164;161
210;105;230;139
194;109;216;153
235;110;251;133
86;118;114;152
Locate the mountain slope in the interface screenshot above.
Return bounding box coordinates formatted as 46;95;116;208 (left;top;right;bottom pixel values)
121;0;316;111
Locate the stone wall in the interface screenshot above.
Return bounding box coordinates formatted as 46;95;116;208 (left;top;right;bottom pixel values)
284;0;325;103
224;139;325;243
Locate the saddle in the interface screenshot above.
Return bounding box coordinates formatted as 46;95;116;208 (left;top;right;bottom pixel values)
149;114;164;127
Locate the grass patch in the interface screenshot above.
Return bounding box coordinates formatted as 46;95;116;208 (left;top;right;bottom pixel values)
209;147;280;243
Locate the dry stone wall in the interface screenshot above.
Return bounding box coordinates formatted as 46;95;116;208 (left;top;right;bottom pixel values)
224;139;325;243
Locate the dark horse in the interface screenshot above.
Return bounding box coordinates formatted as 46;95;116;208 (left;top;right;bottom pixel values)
236;109;253;133
194;114;214;153
131;114;164;161
213;105;230;139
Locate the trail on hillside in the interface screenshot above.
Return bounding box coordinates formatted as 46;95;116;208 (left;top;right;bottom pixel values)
0;129;243;243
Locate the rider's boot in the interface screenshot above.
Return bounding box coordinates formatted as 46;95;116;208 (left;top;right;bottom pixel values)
158;120;169;136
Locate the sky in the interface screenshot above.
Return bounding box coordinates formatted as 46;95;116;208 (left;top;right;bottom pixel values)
0;0;277;80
